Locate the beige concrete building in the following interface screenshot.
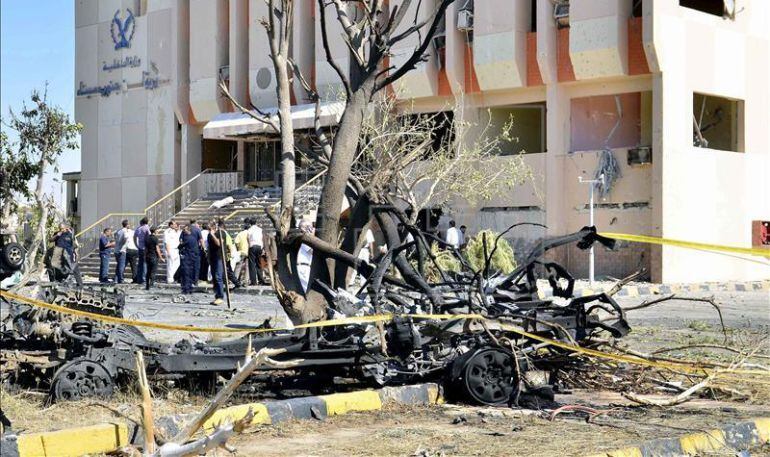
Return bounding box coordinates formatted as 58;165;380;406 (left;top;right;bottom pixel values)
75;0;770;283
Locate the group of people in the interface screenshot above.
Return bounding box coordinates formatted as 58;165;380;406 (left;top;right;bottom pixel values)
90;214;467;302
98;217;270;304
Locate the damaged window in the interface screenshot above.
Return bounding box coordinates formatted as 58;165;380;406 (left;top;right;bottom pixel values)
485;103;546;155
570;92;651;152
692;93;744;152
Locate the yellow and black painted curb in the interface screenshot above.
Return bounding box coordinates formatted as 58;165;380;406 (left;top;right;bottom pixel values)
0;384;442;457
538;279;770;300
587;417;770;457
0;423;129;457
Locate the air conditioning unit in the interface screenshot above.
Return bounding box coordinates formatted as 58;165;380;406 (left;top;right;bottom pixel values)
457;9;473;32
554;2;570;29
627;146;652;165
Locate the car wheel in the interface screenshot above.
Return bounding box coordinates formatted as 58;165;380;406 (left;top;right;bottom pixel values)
2;242;25;269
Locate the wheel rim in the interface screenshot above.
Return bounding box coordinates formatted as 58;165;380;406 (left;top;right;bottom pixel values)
52;359;114;401
7;246;23;266
461;348;517;405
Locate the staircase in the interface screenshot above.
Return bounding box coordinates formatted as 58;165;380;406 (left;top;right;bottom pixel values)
77;189;281;283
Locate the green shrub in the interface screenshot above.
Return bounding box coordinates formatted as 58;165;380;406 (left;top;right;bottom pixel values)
465;230;516;274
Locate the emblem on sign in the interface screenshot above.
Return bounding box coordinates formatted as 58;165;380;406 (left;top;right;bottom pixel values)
111;8;135;50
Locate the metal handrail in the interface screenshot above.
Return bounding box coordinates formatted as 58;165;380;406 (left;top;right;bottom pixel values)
75;170;243;258
76;212;144;238
222;168;328;222
144;168;215;212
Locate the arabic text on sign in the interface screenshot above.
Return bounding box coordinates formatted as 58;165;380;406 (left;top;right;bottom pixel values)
102;56;141;72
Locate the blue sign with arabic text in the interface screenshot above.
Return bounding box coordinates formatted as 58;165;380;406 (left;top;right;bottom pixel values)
111;8;135;50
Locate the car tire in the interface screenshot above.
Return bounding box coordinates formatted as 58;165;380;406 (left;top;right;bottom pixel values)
2;242;25;269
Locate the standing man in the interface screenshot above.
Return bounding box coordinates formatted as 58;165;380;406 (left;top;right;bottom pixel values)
221;221;241;288
233;222;250;284
199;222;211;282
207;220;225;305
144;226;164;290
51;223;83;287
114;220;133;283
459;225;467;250
98;227;115;283
189;220;203;286
445;220;461;249
164;221;181;283
247;218;266;285
133;217;151;284
296;220;314;292
178;224;199;294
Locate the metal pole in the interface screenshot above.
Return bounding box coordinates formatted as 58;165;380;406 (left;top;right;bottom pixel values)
588;182;595;284
578;174;604;285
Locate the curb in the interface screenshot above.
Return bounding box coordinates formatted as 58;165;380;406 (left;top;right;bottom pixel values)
537;279;770;299
0;423;129;457
587;417;770;457
0;384;442;457
154;383;442;438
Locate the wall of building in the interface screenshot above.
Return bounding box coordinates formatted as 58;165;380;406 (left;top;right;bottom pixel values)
75;0;182;226
647;0;770;282
75;0;769;282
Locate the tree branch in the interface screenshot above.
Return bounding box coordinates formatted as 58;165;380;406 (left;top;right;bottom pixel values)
318;0;352;96
376;0;453;92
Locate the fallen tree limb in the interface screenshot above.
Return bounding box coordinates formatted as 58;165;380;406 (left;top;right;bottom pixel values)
157;409;254;457
135;351;156;454
167;347;300;446
652;344;770;360
620;294;727;343
622;376;713;406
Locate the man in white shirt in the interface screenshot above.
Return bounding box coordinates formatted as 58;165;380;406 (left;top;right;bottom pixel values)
247;218;266;285
164;221;181;283
296;220;314;292
445;220;461;249
114;219;137;284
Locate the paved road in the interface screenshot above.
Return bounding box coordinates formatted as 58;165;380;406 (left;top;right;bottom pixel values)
3;284;766;344
122;289;289;343
615;290;769;328
120;287;767;344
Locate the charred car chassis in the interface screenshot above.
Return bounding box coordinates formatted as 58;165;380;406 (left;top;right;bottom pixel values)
1;227;630;406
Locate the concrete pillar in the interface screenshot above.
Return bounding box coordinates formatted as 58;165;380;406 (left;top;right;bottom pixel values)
544;84;569;236
229;0;249;107
650;73;664;282
181;123;203;183
236;141;246;172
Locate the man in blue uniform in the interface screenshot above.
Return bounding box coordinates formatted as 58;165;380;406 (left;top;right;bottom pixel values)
98;227;115;283
189;220;203;286
207;220;225;306
178;224;200;294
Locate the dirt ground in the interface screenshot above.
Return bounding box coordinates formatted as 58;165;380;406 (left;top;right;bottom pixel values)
231;401;770;457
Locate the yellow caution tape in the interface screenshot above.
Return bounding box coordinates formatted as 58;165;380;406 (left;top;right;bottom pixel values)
600;232;770;259
2;291;768;379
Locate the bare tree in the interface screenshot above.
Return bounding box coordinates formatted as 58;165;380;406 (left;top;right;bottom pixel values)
354;96;535;224
221;0;456;324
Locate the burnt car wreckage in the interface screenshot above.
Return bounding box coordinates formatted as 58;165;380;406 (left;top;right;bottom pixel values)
1;226;630;406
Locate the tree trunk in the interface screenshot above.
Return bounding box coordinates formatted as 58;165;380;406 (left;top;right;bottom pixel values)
314;84;373;245
333;194;372;289
25;158;48;273
274;55;296;238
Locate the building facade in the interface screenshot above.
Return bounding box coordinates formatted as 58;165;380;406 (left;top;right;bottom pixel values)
75;0;770;283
